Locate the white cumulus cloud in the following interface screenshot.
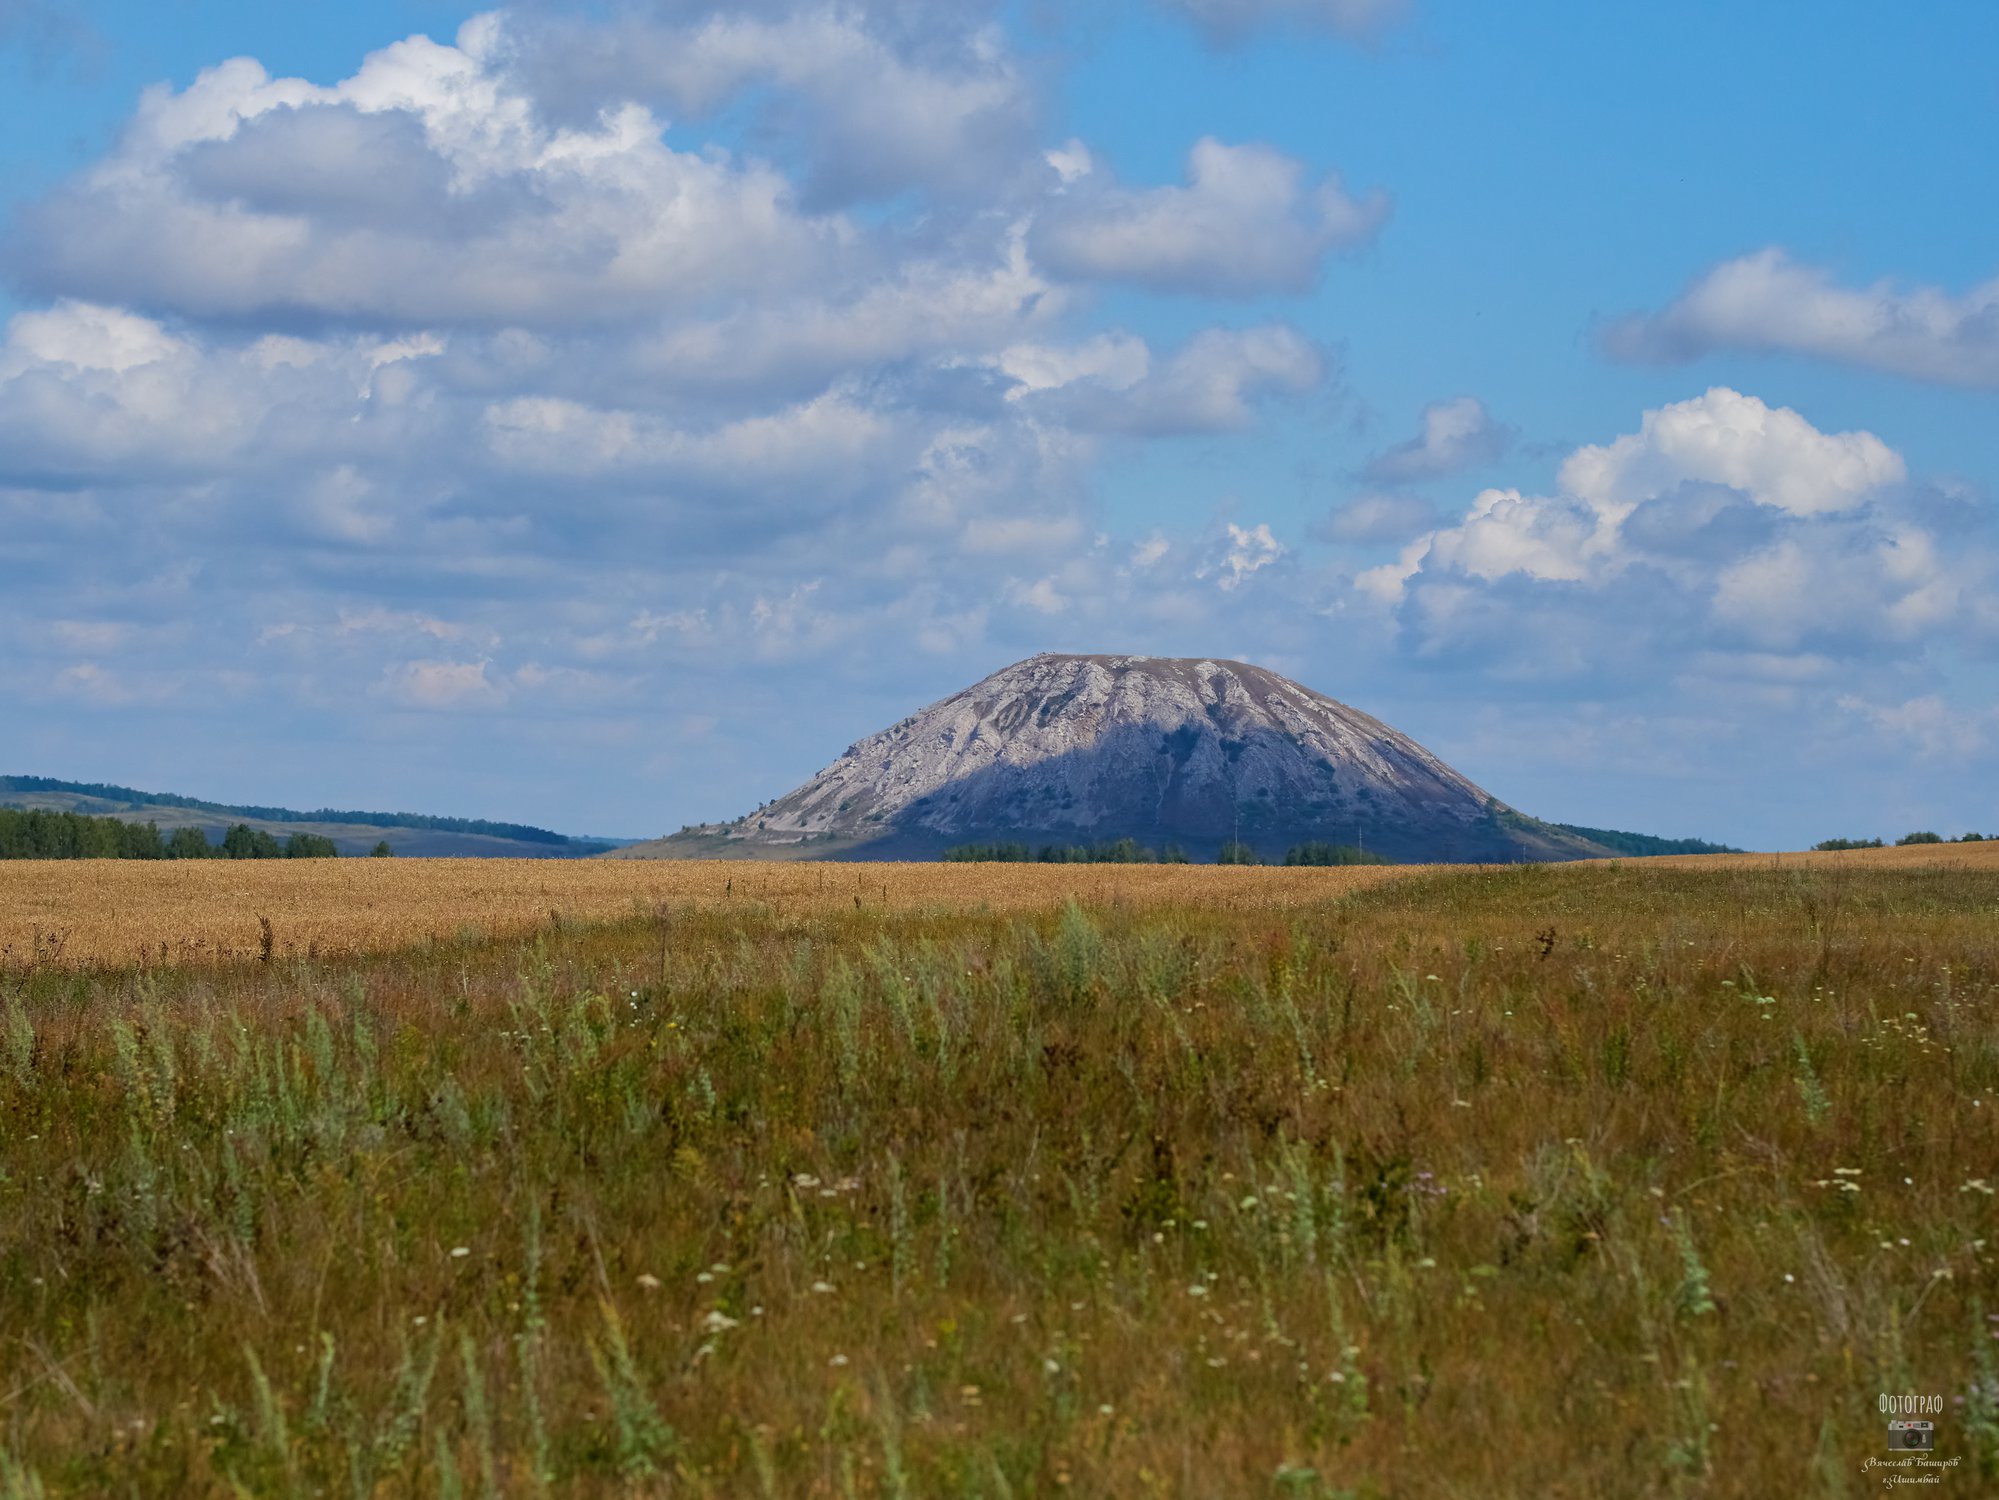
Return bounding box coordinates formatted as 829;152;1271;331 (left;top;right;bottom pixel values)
1557;385;1904;522
510;4;1036;205
6;301;187;373
1362;396;1510;483
1025;325;1326;435
1359;388;1960;661
1206;522;1285;590
1602;248;1999;388
1031;138;1388;297
8;27;853;328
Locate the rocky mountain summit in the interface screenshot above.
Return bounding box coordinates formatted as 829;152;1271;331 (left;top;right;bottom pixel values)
613;653;1613;863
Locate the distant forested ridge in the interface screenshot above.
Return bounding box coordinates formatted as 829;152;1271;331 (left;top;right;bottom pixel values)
0;807;337;860
0;776;575;846
1550;824;1742;857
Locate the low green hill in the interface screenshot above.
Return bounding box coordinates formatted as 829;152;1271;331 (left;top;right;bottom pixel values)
0;776;628;859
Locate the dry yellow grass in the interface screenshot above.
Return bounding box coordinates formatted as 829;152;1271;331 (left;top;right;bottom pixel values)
1642;839;1999;872
8;839;1997;969
0;857;1415;968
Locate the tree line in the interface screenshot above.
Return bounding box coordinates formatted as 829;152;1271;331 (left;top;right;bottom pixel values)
943;838;1389;866
1814;831;1987;851
0;808;396;860
1550;823;1741;856
943;838;1189;864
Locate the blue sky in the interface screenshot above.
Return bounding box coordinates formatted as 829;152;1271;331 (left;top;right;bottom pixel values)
3;0;1996;847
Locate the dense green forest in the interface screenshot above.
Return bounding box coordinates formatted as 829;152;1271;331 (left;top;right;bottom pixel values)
0;808;338;860
944;838;1192;864
1280;840;1394;866
943;838;1390;865
0;775;571;845
1548;823;1741;856
947;827;1750;865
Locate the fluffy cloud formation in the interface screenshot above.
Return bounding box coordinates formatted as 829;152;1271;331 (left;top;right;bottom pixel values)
1003;325;1326;435
1359;388;1964;660
1361;395;1510;483
1032;138;1389;297
7;300;185;373
7;28;854;328
506;4;1034;206
0;3;1364;836
1602;248;1999;388
636;236;1059;399
1206;521;1286;589
1559;385;1904;520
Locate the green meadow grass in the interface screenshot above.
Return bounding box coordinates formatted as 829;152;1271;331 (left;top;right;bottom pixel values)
0;862;1994;1497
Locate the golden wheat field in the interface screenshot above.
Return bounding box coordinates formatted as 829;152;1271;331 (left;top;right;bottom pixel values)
0;857;1428;968
6;840;1998;969
1643;840;1999;873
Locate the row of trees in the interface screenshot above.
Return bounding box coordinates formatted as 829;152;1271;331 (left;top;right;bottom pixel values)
0;808;394;860
944;838;1390;866
1550;823;1740;856
1220;839;1391;866
1814;832;1988;851
1280;841;1394;866
944;839;1192;864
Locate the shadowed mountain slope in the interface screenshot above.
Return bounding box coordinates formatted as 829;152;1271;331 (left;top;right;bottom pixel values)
610;653;1619;863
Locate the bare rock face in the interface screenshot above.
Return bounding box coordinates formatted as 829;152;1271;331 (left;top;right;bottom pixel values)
615;653;1608;862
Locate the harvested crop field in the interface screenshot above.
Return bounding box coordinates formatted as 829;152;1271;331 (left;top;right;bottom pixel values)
1644;841;1999;873
6;842;1999;970
0;858;1424;969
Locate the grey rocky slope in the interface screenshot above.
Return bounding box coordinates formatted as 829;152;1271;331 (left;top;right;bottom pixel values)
611;653;1611;863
